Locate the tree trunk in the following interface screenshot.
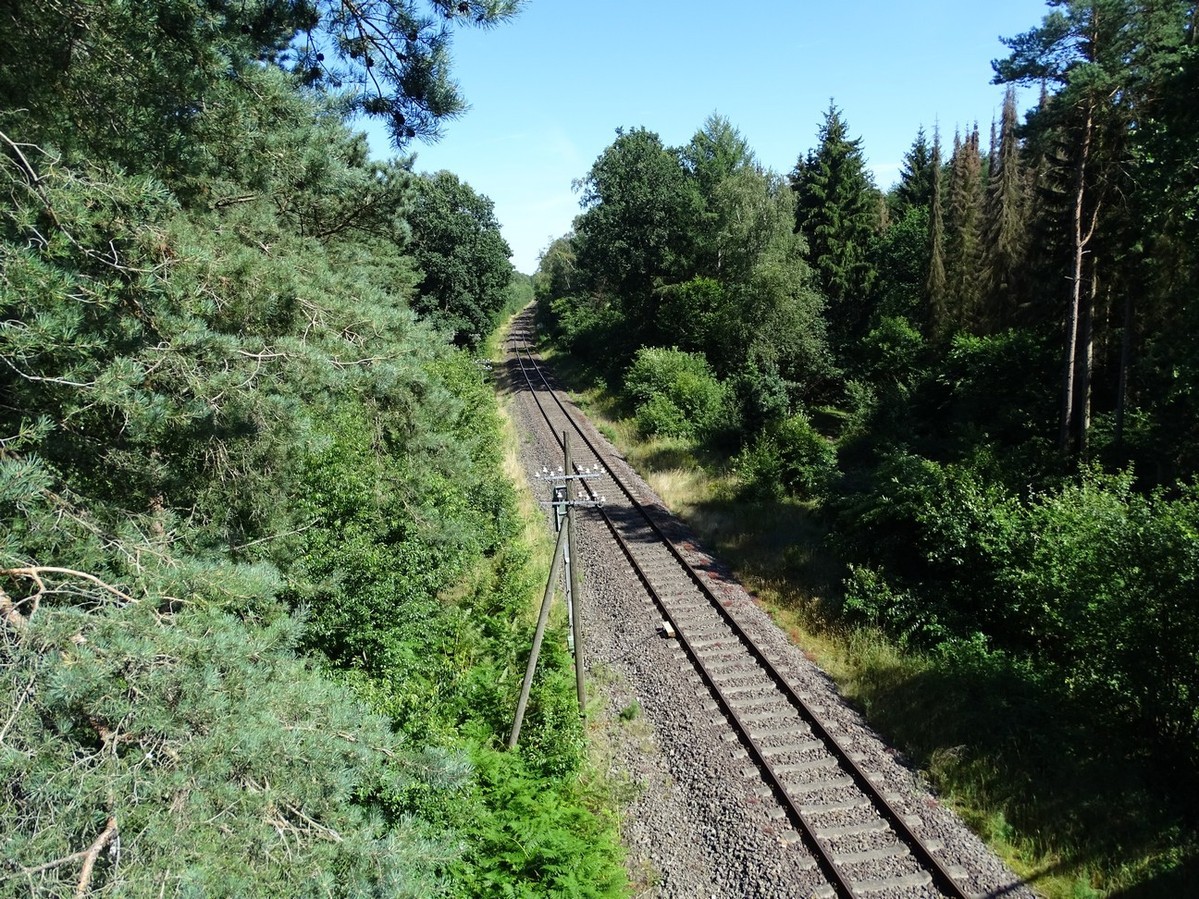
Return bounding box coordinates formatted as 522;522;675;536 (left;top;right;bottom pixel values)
1060;102;1094;453
1076;256;1097;457
1114;290;1133;450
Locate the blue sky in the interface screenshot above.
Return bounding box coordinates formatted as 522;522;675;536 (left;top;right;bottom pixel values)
365;0;1052;274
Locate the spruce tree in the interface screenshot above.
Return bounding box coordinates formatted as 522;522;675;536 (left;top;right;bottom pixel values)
893;127;935;218
790;102;878;362
981;86;1030;331
683;114;759;277
926;129;949;339
944;126;985;332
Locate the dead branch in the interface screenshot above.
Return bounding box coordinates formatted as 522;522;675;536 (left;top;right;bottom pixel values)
329;356;389;368
1;585;28;631
0;671;36;744
236;348;289;361
17;816;118;890
1;567;135;622
0;128;44;188
213;193;260;208
75;816;118;898
0;353;97;389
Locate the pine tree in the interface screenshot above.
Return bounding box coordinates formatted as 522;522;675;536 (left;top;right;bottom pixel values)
994;0;1140;454
790;102;878;362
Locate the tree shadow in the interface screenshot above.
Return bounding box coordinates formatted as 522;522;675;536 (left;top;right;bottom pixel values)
857;649;1198;896
1107;856;1199;898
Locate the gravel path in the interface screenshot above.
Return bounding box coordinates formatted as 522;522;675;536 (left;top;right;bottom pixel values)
498;332;1036;899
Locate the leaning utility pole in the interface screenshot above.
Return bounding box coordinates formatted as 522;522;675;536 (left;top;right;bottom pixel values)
507;433;603;749
564;435;586;714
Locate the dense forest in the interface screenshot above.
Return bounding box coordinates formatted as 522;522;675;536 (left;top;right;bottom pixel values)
536;0;1198;893
0;1;628;896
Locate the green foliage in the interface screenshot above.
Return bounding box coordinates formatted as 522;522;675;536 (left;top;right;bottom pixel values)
997;472;1199;758
938;329;1059;455
624;347;725;440
891;127;935;218
573;127;702;328
833;452;1199;768
0;3;625;893
736;411;836;501
869;208;930;326
407;171;515;347
728;354;791;434
539;118;830;415
979;87;1029;331
681;113;758;204
634;393;694;441
861;316;925;391
450;750;626;899
532;236;577;305
943;127;986;333
542;295;624;370
653;277;726;359
0;0;524;170
841;564;949;646
0;560;452;896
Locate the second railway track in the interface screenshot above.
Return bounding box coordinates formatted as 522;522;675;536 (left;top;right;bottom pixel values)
503;308;1033;899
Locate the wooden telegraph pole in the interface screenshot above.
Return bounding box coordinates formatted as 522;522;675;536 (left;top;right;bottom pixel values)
564;434;586;714
507;433;603;748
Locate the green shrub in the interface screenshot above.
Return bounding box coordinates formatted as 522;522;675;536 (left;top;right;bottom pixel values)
841;564;949;646
634;393;691;439
728;355;790;433
624;347;725;438
736;411;836;500
450;750;627;899
734;435;786;501
544;295;625;369
1;586;449;898
775;412;837;495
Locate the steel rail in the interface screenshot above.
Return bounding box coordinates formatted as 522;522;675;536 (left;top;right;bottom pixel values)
509;334;973;899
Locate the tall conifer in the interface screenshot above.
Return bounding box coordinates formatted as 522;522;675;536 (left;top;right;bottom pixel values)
981;86;1030;331
926;129;949;338
995;0;1140;453
790;102;878;362
894;127;935;217
945;125;985;332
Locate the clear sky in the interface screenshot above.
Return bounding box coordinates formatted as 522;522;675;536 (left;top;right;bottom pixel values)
364;0;1052;274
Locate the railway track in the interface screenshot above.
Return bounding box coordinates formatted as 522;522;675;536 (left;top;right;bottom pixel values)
506;316;993;899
